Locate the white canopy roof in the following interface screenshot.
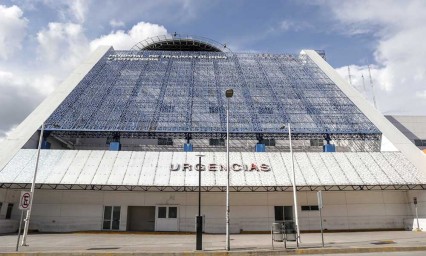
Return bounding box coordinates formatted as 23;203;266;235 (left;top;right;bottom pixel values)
0;150;424;191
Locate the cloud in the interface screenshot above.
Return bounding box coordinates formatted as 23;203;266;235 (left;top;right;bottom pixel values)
36;22;90;72
0;5;28;60
280;20;311;32
0;19;169;141
110;19;125;28
0;70;46;137
327;0;426;115
42;0;89;24
90;21;168;50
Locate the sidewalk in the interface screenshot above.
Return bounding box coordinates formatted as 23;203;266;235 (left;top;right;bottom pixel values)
0;231;426;255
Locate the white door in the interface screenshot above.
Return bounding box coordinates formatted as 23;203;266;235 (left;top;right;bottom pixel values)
155;206;178;231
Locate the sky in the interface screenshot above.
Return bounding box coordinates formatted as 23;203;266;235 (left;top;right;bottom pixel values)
0;0;426;140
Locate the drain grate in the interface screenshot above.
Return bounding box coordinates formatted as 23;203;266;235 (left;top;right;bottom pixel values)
87;247;120;250
371;240;396;245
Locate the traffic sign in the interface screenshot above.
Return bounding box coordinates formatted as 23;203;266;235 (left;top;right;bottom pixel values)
19;191;32;210
414;197;417;205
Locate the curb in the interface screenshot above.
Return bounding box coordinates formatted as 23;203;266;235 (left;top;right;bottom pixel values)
2;246;426;256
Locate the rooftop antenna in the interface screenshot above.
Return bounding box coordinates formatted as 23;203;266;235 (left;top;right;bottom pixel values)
361;74;367;95
347;66;353;86
368;65;378;109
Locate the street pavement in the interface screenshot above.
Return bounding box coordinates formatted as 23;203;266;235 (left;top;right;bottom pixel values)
0;231;425;254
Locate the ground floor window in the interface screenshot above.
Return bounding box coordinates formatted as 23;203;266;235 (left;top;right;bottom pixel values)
274;206;293;221
103;206;121;230
157;206;177;219
6;203;13;219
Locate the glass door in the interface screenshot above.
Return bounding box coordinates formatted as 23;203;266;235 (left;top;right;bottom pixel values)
103;206;121;230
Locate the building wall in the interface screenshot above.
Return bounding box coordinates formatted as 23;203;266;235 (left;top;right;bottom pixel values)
386;115;426;150
0;189;419;233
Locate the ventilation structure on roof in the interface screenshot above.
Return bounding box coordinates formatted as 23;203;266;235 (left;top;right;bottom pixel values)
131;34;231;53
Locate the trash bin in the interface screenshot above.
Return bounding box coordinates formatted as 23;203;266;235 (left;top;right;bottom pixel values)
271;222;285;249
284;221;297;241
272;222;284;242
283;220;298;248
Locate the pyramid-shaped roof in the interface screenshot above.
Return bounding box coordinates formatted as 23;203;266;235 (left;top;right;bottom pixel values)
44;49;379;138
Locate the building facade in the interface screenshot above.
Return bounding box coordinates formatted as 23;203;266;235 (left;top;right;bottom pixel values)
0;35;425;234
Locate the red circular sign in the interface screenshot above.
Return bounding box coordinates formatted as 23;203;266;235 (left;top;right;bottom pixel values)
20;192;31;209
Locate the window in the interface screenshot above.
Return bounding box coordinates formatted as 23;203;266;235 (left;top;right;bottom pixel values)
414;139;426;146
274;206;293;221
157;206;178;219
103;206;121;230
158;138;173;146
209;138;225;146
6;203;13;219
158;207;167;218
301;205;319;211
261;139;276;146
310;139;323;147
274;206;284;221
169;207;177;218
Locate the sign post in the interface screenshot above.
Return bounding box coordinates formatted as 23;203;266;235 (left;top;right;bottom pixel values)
317;191;324;247
414;197;420;231
16;191;32;251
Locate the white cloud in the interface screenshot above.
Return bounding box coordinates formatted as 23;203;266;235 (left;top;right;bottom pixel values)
0;5;28;60
0;18;169;141
328;0;426;115
0;70;46;137
36;22;89;72
110;19;125;28
68;0;88;23
90;22;168;50
42;0;89;24
280;20;311;32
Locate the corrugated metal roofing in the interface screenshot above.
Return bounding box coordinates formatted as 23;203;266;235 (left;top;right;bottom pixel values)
0;149;424;187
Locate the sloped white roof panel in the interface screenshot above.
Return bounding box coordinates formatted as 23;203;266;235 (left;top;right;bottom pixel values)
76;151;105;184
122;152;145;185
168;152;186;187
60;150;91;184
1;150;425;187
44;150;77;184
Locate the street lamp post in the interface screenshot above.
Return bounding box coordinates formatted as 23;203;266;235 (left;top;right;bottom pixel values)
22;123;45;246
281;123;300;247
225;89;233;251
195;154;205;250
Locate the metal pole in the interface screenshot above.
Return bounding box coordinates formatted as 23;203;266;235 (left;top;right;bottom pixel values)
22;122;45;246
196;155;203;250
226;97;230;251
288;123;300;246
415;204;420;231
319;207;324;247
16;210;24;251
198;155;201;217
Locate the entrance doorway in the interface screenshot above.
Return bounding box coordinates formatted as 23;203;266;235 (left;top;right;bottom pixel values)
155;206;178;231
274;206;293;221
127;206;155;231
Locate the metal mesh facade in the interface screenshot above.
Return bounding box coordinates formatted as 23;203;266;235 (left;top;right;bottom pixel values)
45;50;380;137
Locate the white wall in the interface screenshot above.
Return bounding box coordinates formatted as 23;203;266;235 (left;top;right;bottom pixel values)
0;189;419;233
406;190;426;231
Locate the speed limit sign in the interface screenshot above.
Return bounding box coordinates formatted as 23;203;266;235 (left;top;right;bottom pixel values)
19;191;32;210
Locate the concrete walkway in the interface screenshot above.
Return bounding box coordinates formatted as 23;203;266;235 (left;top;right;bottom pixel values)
0;231;426;255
